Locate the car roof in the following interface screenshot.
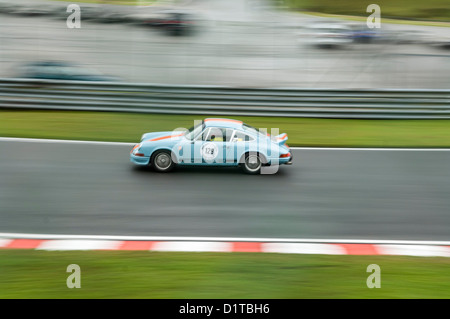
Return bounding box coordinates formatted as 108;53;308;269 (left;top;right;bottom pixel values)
204;118;243;129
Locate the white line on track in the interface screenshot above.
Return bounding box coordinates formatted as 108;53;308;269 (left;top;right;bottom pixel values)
1;137;450;151
0;232;449;246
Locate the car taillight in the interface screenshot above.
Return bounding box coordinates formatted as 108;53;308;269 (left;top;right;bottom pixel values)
280;153;291;158
134;153;145;157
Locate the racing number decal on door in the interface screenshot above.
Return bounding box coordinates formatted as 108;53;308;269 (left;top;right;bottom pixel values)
202;142;219;162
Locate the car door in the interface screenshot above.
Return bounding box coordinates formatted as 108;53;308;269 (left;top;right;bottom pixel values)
223;129;236;164
193;127;229;165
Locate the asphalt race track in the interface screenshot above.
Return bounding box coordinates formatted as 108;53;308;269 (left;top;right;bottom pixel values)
1;139;449;241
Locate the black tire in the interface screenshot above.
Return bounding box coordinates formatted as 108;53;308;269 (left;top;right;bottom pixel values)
240;153;262;175
151;150;175;172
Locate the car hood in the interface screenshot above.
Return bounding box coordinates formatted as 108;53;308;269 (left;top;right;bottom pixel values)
141;131;185;142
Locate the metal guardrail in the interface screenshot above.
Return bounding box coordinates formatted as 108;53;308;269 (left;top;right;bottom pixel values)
0;78;449;119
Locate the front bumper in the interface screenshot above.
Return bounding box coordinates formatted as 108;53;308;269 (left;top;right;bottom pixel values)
130;154;150;165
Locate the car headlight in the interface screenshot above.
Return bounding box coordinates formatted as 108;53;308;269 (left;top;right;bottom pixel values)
131;143;142;155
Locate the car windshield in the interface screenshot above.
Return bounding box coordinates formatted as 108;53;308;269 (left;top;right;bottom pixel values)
184;123;204;140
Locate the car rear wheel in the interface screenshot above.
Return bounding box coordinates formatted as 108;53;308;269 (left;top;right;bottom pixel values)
151;150;175;172
241;153;262;174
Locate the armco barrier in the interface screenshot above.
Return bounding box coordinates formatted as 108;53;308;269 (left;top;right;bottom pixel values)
0;78;449;119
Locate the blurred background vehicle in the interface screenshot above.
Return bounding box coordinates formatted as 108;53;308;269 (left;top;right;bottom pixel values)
143;9;196;36
8;4;50;17
347;23;383;44
430;36;450;49
17;61;120;81
305;22;353;48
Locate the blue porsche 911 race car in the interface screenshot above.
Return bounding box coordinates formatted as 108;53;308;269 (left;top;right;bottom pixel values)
130;118;293;174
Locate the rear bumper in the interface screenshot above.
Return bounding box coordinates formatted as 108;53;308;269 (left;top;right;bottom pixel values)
285;153;293;165
277;152;293;165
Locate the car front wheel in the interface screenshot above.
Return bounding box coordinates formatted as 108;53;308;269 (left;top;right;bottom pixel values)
151;150;175;172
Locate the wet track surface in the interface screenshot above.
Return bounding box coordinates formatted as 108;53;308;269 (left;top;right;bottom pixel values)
1;140;449;240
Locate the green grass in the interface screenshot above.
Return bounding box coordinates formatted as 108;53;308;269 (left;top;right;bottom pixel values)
283;0;450;21
1;110;450;147
302;11;450;28
0;250;449;298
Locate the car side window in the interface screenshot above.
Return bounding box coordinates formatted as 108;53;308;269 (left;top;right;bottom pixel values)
203;128;234;142
205;128;222;141
224;129;235;142
232;131;253;142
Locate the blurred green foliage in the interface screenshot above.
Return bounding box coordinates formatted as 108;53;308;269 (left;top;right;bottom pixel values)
283;0;450;20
